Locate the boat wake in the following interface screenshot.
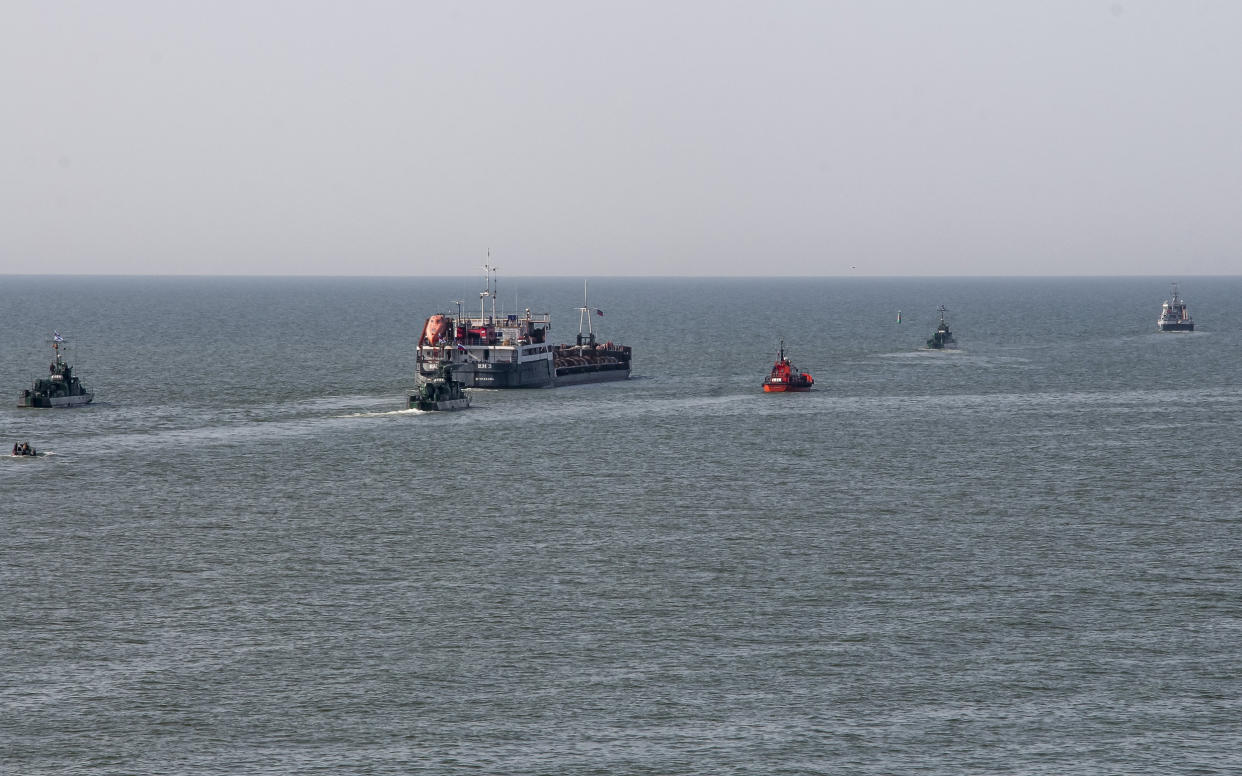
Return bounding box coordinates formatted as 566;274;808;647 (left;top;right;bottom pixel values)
340;408;425;417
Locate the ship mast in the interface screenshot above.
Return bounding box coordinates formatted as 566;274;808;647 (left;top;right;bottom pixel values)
480;257;499;322
491;264;498;321
577;280;596;346
51;331;66;368
480;261;489;322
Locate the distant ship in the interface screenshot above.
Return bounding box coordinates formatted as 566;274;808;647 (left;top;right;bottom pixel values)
762;341;814;392
18;332;94;408
416;271;631;389
1157;283;1194;332
926;305;957;350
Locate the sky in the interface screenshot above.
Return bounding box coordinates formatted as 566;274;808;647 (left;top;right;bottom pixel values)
2;0;1240;277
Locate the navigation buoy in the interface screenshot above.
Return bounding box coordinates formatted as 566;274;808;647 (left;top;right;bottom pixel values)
897;310;902;324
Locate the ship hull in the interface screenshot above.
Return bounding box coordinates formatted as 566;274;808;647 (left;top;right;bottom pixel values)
18;391;93;408
1158;321;1194;332
554;363;631;386
427;359;555;388
424;360;632;388
763;384;811;393
418;350;632;388
412;396;471;411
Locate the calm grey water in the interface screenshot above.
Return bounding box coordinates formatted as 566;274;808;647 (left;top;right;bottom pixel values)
2;276;1240;775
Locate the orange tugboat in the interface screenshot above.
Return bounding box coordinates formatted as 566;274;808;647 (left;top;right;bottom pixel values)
762;341;814;392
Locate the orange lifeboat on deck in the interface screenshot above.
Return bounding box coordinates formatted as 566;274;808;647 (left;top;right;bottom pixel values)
762;341;814;392
420;315;449;346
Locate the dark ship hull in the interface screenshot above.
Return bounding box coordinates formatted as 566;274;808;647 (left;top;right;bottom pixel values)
554;358;631;386
19;391;93;408
1158;320;1194;332
411;393;471;411
428;356;555;389
418;347;632;388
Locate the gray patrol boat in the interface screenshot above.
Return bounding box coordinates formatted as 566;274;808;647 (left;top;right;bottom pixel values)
19;333;94;408
926;305;958;350
409;363;471;411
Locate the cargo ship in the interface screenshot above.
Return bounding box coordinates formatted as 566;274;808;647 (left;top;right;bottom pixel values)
18;332;94;408
415;272;631;388
1157;283;1194;332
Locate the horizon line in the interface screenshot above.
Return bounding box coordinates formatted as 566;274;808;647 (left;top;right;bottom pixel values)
2;272;1237;280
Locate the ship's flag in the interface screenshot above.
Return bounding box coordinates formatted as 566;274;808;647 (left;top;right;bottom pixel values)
596;309;604;316
53;332;64;342
456;344;467;352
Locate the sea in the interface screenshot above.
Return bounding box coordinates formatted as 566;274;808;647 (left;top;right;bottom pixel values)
2;275;1240;775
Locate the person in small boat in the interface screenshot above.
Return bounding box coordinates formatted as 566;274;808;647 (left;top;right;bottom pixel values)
12;443;18;455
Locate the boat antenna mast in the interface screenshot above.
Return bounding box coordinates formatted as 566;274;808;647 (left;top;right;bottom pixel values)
576;280;598;347
481;254;499;322
51;330;67;366
480;259;491;322
491;262;498;321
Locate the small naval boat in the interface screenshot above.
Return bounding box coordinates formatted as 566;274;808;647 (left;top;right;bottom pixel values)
1157;283;1194;332
10;441;38;457
926;305;957;350
762;340;814;392
18;332;94;408
409;363;471;411
415;269;631;388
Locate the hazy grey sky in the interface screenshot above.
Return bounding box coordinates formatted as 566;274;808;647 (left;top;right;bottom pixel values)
3;1;1240;276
